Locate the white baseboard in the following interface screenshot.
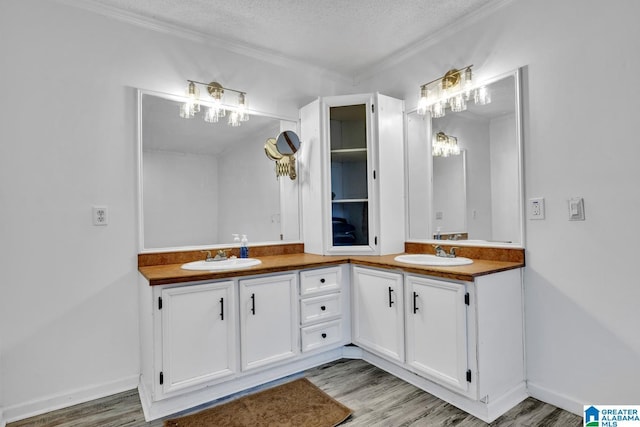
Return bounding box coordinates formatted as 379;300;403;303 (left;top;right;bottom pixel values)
527;381;582;416
3;374;139;424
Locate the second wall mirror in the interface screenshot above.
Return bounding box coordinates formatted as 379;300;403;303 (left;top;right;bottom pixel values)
406;69;524;247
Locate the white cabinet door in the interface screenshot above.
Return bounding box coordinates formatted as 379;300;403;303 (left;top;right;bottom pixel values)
405;275;469;393
160;281;236;395
352;266;404;362
240;274;299;370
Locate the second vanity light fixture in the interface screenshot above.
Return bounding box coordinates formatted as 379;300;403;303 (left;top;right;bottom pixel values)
417;65;491;118
179;80;249;127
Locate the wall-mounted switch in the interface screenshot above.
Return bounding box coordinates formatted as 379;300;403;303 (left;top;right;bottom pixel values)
435;211;443;220
529;197;545;220
92;206;108;226
568;197;585;221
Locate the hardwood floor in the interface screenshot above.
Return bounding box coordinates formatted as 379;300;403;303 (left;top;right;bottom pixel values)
8;359;582;427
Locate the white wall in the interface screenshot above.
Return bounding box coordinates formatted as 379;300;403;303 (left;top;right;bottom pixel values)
355;0;640;414
0;0;349;421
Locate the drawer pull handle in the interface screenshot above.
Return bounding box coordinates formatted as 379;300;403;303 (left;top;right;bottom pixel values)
320;305;326;311
413;292;419;314
220;297;224;320
321;333;327;339
250;293;256;315
320;278;326;283
388;286;394;307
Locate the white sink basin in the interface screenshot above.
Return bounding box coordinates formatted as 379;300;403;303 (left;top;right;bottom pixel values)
181;258;262;271
394;254;473;267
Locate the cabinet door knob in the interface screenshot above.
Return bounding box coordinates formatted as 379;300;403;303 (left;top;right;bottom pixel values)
320;278;326;283
320;305;326;311
321;333;327;339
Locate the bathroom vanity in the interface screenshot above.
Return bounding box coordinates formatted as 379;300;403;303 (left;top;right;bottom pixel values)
137;245;525;423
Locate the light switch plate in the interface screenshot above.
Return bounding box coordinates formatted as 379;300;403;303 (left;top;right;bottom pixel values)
529;197;545;220
568;197;585;221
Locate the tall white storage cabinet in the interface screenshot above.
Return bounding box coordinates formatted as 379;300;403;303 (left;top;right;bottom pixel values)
299;93;405;255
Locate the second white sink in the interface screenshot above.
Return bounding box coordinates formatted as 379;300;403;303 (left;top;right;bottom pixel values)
394;254;473;267
181;258;262;271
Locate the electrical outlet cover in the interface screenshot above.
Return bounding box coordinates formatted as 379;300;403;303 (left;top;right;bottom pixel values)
92;206;108;226
529;197;545;220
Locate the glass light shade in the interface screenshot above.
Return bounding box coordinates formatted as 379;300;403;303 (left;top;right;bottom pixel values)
204;106;224;123
238;93;249;122
430;101;446;118
475;86;491;105
228;110;241;127
450;94;467;112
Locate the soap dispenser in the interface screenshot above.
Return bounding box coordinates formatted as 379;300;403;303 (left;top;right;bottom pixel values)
233;234;240;257
240;234;249;258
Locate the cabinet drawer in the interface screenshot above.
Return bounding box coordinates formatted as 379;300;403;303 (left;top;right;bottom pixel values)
300;267;341;296
300;293;341;325
301;320;342;352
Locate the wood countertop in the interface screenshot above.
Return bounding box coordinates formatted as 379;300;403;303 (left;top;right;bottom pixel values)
139;252;524;286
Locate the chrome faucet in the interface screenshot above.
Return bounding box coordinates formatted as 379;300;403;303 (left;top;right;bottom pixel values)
214;249;229;261
201;249;228;262
201;250;214;262
433;245;459;258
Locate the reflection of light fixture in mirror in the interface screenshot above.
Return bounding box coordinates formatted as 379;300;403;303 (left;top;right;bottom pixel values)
417;65;491;117
180;80;248;126
433;131;461;157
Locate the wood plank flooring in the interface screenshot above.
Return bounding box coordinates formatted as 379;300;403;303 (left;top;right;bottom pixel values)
8;359;582;426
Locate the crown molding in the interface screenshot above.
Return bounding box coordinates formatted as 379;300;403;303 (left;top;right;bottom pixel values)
354;0;516;83
52;0;353;85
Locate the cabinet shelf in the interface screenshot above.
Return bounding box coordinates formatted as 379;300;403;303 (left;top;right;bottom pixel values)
332;199;368;204
330;148;367;163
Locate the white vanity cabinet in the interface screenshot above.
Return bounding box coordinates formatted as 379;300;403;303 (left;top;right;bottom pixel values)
239;273;299;371
351;265;525;420
300;93;405;255
405;275;469;394
352;266;405;363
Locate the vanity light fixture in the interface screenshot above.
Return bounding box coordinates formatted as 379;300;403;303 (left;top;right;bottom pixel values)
179;80;249;126
433;131;461;157
417;65;491;118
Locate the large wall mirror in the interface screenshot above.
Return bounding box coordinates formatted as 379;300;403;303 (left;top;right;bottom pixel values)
137;90;300;252
406;69;523;247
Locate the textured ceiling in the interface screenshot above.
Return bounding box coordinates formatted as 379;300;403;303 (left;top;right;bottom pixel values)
87;0;501;78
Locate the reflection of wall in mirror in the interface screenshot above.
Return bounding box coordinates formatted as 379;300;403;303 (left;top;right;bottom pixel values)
433;153;465;234
143;150;219;247
217;130;281;243
433;114;492;241
490;114;518;243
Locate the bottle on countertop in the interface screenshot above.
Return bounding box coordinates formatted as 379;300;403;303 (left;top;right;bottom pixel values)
240;234;249;258
233;234;241;257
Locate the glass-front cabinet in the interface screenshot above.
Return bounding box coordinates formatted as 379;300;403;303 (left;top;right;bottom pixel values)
329;103;370;247
300;93;405;255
